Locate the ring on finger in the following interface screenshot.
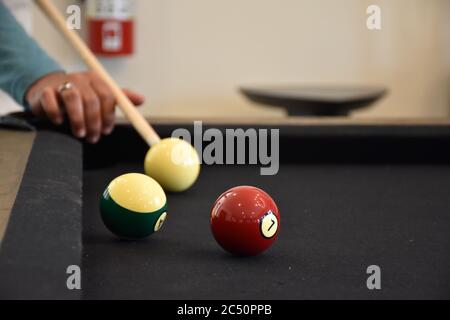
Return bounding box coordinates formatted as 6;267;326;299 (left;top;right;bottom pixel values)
57;81;75;94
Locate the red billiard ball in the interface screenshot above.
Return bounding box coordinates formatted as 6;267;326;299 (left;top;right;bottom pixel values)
210;186;280;256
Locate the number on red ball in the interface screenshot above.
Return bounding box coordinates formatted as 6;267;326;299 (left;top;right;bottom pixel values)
210;186;280;256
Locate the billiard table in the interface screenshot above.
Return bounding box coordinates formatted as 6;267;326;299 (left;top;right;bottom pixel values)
1;116;450;300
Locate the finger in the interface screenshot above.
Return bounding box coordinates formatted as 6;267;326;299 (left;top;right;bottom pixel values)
28;90;45;118
81;85;102;144
60;87;86;138
122;89;145;106
90;78;116;135
40;87;63;125
30;101;45;118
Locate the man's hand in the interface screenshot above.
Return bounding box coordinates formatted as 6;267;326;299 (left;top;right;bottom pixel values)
26;71;145;144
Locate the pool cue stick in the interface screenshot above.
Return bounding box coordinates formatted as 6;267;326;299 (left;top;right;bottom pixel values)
35;0;161;147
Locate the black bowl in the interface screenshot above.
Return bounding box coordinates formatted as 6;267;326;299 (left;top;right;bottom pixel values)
240;85;388;116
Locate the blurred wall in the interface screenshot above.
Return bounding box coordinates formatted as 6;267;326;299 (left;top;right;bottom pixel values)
32;0;450;118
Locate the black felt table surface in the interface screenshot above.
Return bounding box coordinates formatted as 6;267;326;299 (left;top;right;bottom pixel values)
3;124;450;299
82;160;450;300
0;131;82;299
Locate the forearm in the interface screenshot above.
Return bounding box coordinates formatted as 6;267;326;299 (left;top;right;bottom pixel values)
0;1;63;109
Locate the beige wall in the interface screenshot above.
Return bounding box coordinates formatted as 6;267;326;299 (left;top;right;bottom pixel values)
32;0;450;119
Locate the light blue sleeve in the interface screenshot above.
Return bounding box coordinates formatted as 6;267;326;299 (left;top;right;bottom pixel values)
0;1;64;109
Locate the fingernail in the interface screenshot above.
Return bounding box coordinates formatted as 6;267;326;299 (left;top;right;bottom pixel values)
56;117;63;125
88;136;100;144
77;129;86;138
103;126;113;135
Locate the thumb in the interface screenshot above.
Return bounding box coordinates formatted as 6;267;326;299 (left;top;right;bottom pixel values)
122;89;145;106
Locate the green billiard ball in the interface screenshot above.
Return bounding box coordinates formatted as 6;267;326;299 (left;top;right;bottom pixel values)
100;173;168;239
